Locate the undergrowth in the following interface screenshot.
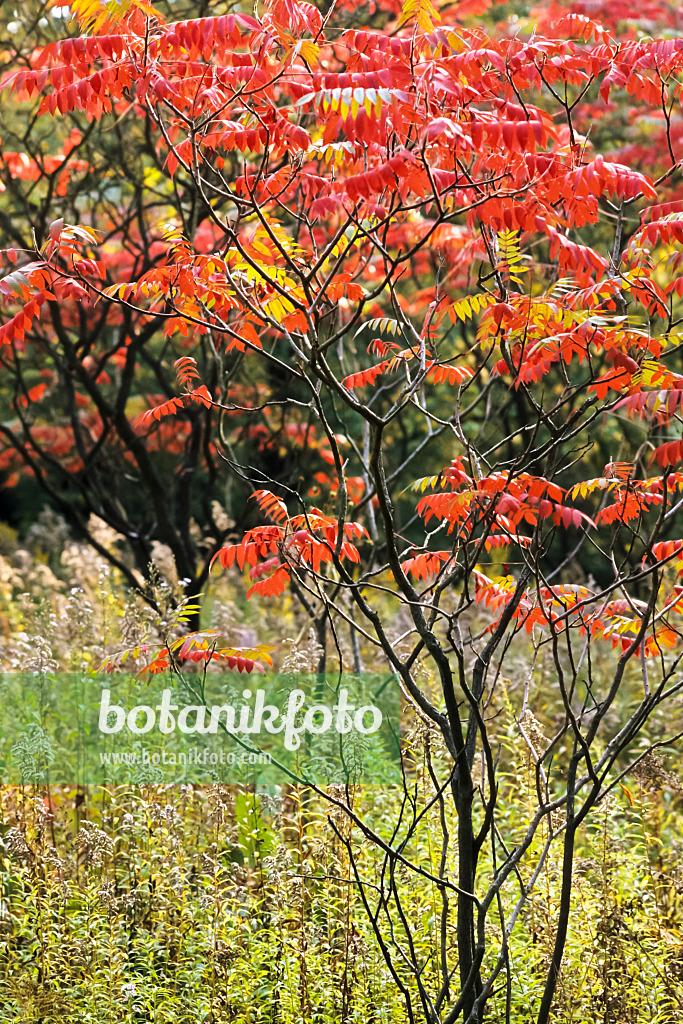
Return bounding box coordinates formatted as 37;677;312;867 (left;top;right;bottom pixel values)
0;513;682;1023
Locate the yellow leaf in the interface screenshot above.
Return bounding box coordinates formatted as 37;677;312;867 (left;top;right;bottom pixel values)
620;783;635;807
398;0;441;32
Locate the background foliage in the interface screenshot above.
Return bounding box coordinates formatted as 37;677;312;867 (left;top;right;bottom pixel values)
3;0;683;1021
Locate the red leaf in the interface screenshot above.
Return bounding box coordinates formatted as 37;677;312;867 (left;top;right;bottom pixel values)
652;440;683;468
191;384;213;408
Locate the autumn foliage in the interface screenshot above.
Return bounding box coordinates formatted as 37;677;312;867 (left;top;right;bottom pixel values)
2;0;683;660
3;0;683;1016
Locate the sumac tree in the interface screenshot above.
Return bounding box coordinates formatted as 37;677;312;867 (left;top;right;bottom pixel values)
3;0;683;1020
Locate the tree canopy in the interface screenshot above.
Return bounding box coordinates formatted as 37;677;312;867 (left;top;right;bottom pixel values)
3;0;683;1020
